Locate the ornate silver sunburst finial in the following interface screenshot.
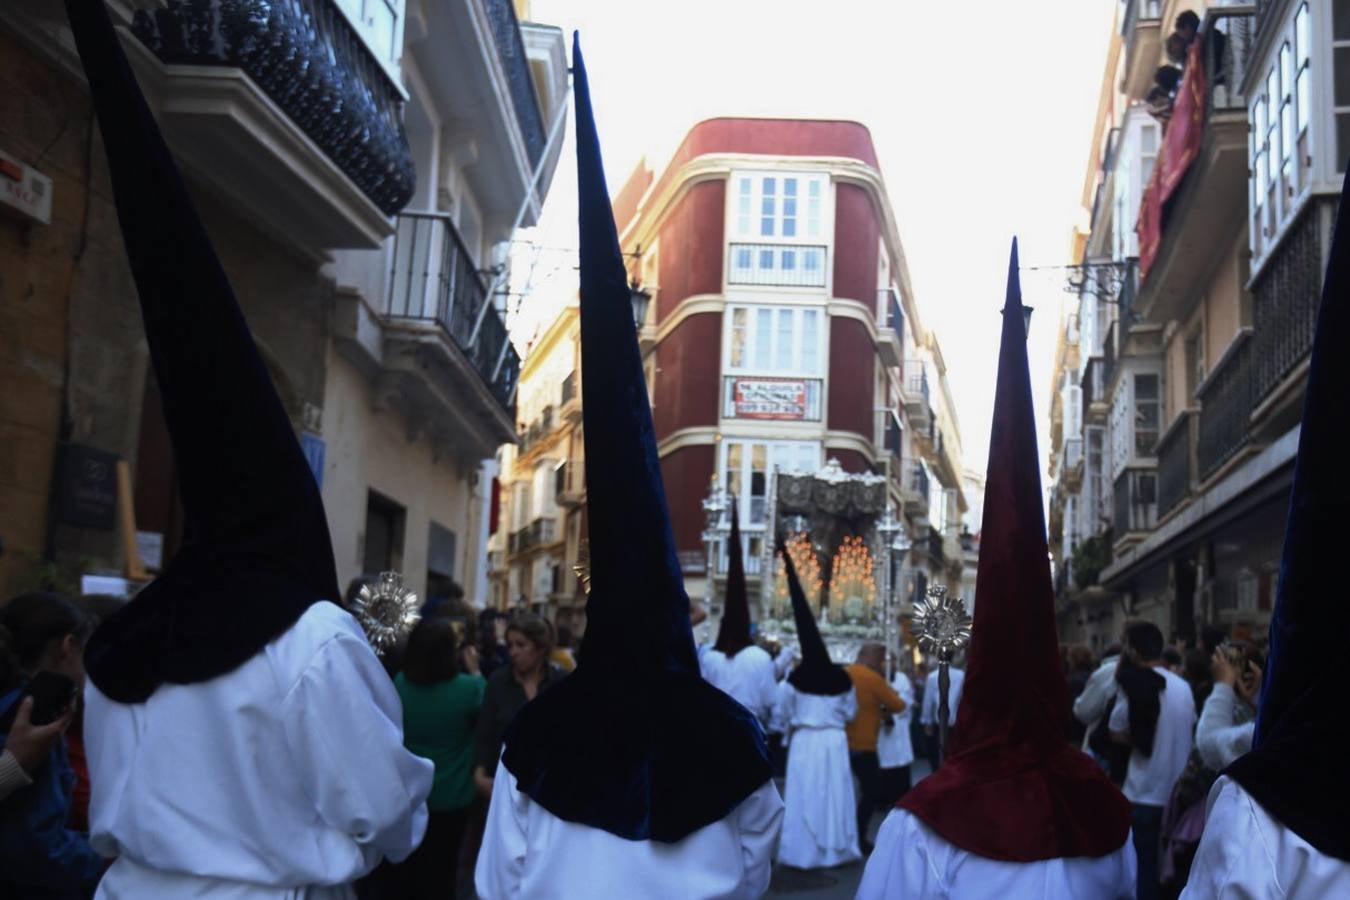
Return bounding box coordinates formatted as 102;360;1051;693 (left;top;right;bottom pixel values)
352;571;421;656
913;585;972;663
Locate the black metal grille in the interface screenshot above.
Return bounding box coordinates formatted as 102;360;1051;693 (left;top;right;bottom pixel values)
388;212;519;414
483;0;546;168
1251;203;1323;407
1156;412;1193;517
1197;335;1253;479
132;0;415;215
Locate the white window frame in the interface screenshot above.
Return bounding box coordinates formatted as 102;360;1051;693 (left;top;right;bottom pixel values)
334;0;405;68
727;171;832;290
724;303;826;377
718;440;822;529
1250;1;1321;269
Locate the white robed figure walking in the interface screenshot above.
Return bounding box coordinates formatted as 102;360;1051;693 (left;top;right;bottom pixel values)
700;500;778;728
773;540;861;870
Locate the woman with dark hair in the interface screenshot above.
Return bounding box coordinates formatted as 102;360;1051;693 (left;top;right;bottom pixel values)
387;618;483;899
0;592;104;898
472;614;562;797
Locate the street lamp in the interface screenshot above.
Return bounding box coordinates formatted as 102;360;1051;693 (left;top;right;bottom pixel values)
876;504;908;680
700;479;729;637
630;282;652;331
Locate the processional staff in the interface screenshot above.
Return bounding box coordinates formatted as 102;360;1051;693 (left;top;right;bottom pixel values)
913;585;972;760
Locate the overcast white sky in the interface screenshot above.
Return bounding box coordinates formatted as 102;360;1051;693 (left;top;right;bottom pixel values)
508;0;1117;490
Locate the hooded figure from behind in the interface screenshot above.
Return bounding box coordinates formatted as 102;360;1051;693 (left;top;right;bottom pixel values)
858;241;1135;899
471;34;783;900
699;498;779;728
1181;176;1350;897
772;537;862;870
64;2;433;896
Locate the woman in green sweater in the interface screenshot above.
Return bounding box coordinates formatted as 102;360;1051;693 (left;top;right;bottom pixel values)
391;617;485;899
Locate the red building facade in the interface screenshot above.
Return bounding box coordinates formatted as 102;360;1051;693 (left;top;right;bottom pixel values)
614;118;966;609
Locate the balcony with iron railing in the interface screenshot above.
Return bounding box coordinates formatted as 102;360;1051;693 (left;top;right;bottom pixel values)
1120;0;1164;99
884;413;903;463
414;0;566;229
1060;438;1084;489
903;361;933;437
876;287;904;367
925;527;945;565
1156;410;1196;518
1113;469;1159;542
901;462;930;517
123;0;414;250
517;406;556;454
560;370;582;423
727;243;829;288
1250;203;1322;416
509;516;559;554
1135;9;1255;323
333;209;520;457
554;460;584;507
1197;330;1254;480
1082;357;1107;419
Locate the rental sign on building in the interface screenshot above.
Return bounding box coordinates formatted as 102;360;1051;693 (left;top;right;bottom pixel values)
725;377;822;421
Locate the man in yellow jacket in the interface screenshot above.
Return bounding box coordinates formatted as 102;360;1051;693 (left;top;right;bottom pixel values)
846;644;906;854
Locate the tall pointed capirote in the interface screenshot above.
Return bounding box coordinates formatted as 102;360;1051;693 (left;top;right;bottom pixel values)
714;498;754;657
498;34;771;843
779;537;852;696
66;0;341;703
1225;175;1350;861
897;239;1130;861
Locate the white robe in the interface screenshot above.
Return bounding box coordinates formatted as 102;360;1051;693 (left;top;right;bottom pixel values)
920;666;965;728
473;761;783;899
876;671;916;770
775;684;860;869
700;646;778;727
1180;776;1350;899
857;808;1137;899
84;602;434;899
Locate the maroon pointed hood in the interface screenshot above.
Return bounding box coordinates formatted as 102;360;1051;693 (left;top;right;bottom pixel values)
897;239;1130;861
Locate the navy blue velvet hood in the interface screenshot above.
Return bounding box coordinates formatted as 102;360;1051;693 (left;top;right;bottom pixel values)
498;34;771;843
67;0;341;703
1225;174;1350;861
713;498;754;657
779;538;852;696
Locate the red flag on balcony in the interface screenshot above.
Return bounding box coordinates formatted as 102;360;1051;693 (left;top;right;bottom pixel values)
1139;39;1207;281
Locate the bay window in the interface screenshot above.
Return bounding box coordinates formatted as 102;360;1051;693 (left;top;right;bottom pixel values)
728;172;830;287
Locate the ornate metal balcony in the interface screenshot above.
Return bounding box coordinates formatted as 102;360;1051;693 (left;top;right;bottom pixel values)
483;0;547;169
1251;204;1322;408
388;212;518;415
1156;410;1195;518
132;0;414;216
1197;331;1253;480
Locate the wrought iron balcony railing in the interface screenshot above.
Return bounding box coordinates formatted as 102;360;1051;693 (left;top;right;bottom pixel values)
1082;357;1104;408
132;0;414;215
483;0;547;168
1204;9;1256;115
388;211;519;414
1197;331;1253;480
509;516;557;553
905;461;930;500
1251;204;1321;408
884;414;903;462
885;287;904;337
1156;411;1194;518
560;370;578;406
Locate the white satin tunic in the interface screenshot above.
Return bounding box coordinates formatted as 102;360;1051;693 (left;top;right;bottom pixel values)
84;602;434;898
